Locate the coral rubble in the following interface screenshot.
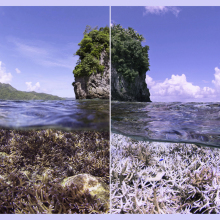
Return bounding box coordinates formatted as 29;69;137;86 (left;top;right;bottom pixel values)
0;129;109;214
111;133;220;214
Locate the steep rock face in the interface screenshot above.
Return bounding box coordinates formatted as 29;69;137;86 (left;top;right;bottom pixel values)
73;51;109;99
111;67;151;102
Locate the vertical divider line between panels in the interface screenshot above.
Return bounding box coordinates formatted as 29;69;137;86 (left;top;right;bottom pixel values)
109;5;112;215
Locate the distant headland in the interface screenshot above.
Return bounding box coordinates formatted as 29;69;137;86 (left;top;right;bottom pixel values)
0;82;63;100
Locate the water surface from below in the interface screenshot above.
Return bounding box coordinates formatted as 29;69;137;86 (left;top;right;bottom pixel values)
112;101;220;148
0;99;109;131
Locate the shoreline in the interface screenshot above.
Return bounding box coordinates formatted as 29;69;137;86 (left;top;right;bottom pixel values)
111;133;220;214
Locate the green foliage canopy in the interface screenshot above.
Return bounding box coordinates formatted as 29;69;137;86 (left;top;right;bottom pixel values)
111;24;150;82
73;26;109;77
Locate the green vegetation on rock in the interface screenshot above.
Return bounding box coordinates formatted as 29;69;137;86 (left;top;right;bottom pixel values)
73;25;109;78
111;24;150;82
0;83;63;100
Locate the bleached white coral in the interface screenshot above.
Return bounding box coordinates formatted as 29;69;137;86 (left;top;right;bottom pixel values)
111;133;220;214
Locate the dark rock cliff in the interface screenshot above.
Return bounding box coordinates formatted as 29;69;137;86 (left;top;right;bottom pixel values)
73;51;109;99
111;67;151;102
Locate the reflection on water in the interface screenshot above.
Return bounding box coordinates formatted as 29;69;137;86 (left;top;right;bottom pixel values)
111;101;220;148
0;99;109;131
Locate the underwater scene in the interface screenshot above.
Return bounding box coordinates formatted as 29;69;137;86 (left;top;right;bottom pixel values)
111;101;220;214
0;100;110;214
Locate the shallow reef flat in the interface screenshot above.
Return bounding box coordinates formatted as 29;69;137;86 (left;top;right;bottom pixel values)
0;129;109;214
111;133;220;214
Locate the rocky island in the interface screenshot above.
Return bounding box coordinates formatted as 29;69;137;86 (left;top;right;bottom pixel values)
72;26;109;99
111;24;151;102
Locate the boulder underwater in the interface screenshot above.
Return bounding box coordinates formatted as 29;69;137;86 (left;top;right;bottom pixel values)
62;173;109;210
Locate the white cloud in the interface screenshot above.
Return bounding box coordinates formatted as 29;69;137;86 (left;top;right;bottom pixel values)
25;82;40;92
212;67;220;92
110;20;115;27
13;40;48;57
15;68;21;74
146;68;219;102
0;61;12;84
145;75;156;89
144;6;180;17
8;37;75;69
111;20;115;27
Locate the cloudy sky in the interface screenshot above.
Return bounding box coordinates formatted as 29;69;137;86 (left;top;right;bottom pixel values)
0;6;109;98
112;6;220;102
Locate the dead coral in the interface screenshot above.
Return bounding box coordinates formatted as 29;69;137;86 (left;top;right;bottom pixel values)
0;129;109;214
111;133;220;214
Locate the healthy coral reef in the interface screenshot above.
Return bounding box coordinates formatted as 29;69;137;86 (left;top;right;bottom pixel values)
111;133;220;214
0;129;109;214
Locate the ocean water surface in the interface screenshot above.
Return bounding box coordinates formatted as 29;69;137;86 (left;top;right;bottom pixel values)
0;99;109;131
111;101;220;148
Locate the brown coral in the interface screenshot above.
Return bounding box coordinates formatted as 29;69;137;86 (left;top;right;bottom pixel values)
0;129;109;214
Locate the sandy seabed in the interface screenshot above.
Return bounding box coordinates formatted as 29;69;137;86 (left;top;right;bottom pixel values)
111;133;220;214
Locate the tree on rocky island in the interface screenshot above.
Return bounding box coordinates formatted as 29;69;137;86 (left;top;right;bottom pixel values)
111;24;150;82
73;25;109;78
72;26;110;99
111;24;151;102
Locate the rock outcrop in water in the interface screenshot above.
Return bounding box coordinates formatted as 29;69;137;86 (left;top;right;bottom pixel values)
72;26;109;99
111;66;151;102
73;51;109;99
111;24;151;102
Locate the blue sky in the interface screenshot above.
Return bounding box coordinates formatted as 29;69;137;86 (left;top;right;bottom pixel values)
112;6;220;102
0;6;109;98
1;5;220;102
